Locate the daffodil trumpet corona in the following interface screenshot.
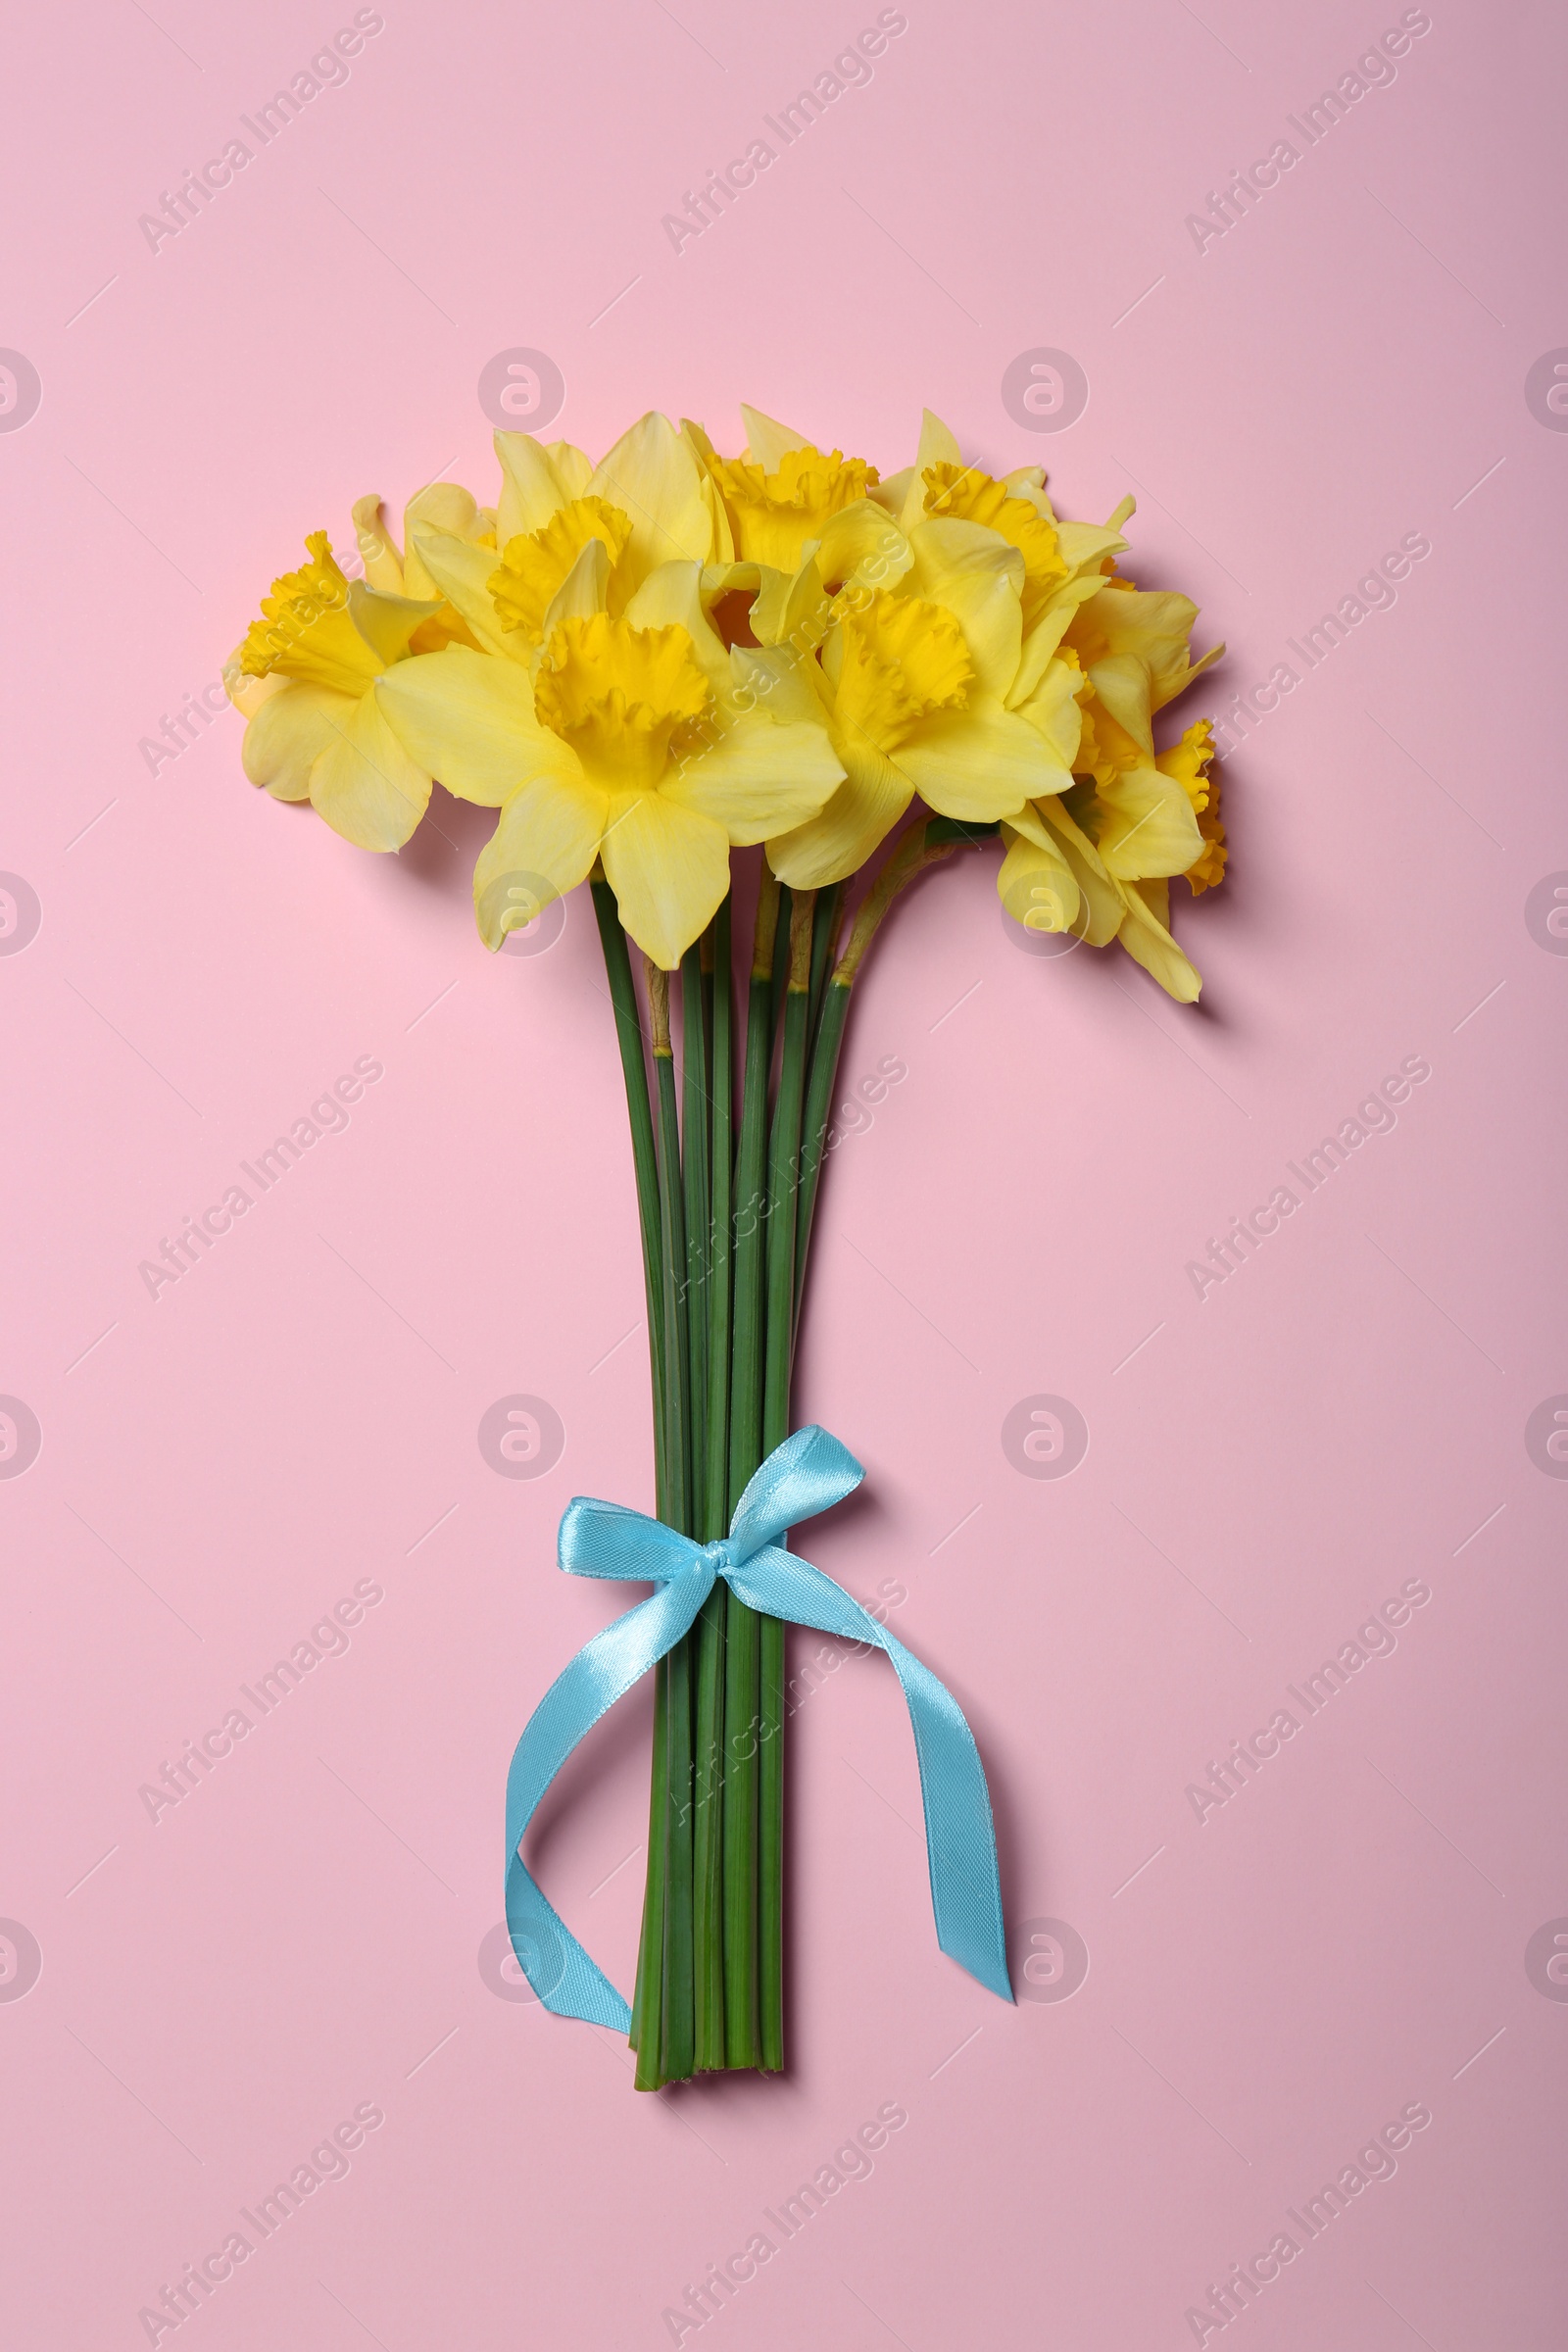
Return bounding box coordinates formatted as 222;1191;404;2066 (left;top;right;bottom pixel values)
228;406;1228;2082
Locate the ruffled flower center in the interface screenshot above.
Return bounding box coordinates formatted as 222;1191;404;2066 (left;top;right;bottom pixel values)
921;463;1067;631
239;532;380;695
488;497;635;641
533;612;712;791
1159;719;1226;892
1074;681;1142;785
710;444;880;571
831;589;973;753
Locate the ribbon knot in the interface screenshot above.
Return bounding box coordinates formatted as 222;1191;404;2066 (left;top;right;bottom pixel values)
506;1424;1011;2033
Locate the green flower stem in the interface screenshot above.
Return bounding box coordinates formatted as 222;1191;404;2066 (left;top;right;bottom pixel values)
681;941;710;1533
794;970;853;1331
758;889;814;2070
705;898;734;1543
609;829;959;2086
632;1670;670;2082
767;881;793;1044
684;932;726;2071
646;964;696;2085
762;894;813;1430
590;882;666;1508
647;969;691;1539
722;864;780;2069
591;883;668;2070
694;904;732;2070
806;879;845;1052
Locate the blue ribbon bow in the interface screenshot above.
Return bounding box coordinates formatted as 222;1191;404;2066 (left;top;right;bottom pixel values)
506;1425;1012;2028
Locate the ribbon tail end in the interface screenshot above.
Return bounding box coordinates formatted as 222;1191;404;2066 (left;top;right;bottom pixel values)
943;1934;1015;2006
542;1979;632;2034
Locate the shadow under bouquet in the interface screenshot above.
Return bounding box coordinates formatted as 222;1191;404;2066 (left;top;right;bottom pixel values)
227;403;1226;2086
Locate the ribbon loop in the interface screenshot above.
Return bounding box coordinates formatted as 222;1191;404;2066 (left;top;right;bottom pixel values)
506;1425;1011;2033
726;1423;863;1563
558;1494;697;1585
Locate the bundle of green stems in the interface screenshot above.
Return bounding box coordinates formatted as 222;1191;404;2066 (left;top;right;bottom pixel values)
590;816;971;2087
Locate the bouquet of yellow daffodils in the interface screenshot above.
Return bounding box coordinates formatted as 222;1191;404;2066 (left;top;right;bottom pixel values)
227;406;1225;2087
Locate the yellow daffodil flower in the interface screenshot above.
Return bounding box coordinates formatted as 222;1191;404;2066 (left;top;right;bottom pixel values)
351;480;497;653
763;508;1072;889
999;718;1226;1002
376;554;843;967
867;410;1226;1000
225;533;443;852
881;413;1225;768
406;413;722;665
1112;723;1226;996
882;411;1129;658
229;410;1228;1001
1073;683;1208;880
1060;573;1220;757
1161;719;1227;892
701;405;881;575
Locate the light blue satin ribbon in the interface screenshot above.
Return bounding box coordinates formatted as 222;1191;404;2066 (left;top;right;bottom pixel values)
505;1425;1011;2030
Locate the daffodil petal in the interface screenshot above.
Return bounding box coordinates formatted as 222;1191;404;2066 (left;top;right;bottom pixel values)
1137;876;1171;929
241;680;356;801
1009;573;1104;703
1010;654;1084;774
542;536;612;638
879;466;916;524
1166;638;1224;709
1054;521;1127;579
895;408;963;529
472;770;608;948
402;483;487;601
896;703;1064;820
406;528;520;661
698;466;735;563
916;410;962;471
727;642;829;728
545;440;593;500
495;431;577;541
1079;583;1202;707
1034;799;1125;944
752;558;830;655
1095;768;1205;878
589;413;714;589
351;496;406;592
739;405;812;472
684;423;737;559
599;789;730;969
622;561;729;696
814;500;908;596
663;706;843;846
376;645;578;807
405;481;482;539
681;416;719;466
1088;651;1155;755
1000;799;1055;852
347;581;440;668
310;691;432;851
997;825;1081;936
1001;466;1052;519
1116;883;1201;1002
766;736;911;888
906;520;1024;699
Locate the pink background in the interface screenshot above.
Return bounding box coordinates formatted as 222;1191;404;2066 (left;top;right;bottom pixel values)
3;0;1565;2344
